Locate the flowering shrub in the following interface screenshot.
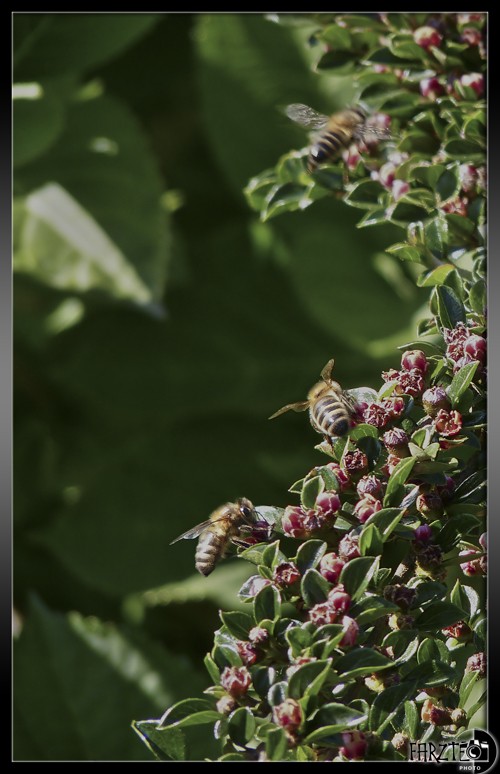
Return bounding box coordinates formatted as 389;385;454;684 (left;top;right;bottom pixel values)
134;12;486;762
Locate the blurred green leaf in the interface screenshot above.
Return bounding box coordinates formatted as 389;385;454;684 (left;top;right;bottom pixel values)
13;89;66;167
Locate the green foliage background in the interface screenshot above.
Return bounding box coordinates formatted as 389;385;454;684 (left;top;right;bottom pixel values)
14;14;428;760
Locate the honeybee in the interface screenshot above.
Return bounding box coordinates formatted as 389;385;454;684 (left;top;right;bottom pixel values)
285;103;390;173
170;498;270;576
269;358;376;445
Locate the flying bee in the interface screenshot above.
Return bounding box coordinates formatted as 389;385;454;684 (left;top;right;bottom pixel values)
170;498;271;577
269;358;377;445
285;103;391;173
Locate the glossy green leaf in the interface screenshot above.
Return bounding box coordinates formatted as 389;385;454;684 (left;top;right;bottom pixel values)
301;475;324;510
14;89;66;167
359;524;384;557
404;701;419;740
450;580;479;620
304;704;367;743
447;361;479;406
434;285;466;328
220;611;254;640
254;584;281;623
300;569;331;607
296;540;327;574
383;457;416;506
266;727;289;761
414;601;466;631
288;659;332;700
228;707;256;746
351;595;399;626
340;556;380;601
336;648;393;679
369;681;418;733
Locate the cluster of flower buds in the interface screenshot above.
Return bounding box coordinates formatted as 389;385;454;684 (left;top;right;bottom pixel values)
443;322;486;372
383;583;417;612
414;542;446;581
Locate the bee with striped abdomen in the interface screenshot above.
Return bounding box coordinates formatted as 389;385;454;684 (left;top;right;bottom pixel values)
269;358;376;445
170;498;271;576
285;103;390;173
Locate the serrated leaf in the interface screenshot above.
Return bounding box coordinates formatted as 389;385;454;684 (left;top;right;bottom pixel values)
447;361;479;406
340;556;380;601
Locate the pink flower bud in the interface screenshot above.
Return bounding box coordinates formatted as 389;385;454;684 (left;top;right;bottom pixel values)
395;369;425;397
319;552;345;584
464;334;486;363
342;450;368;474
383;453;401;476
282;505;318;538
246;576;272;596
236;640;258;666
458;163;479;193
309;601;339;627
315;491;341;517
340;730;367;760
414;26;442;49
354;494;382;524
363;403;391;428
248;626;269;645
343;144;362;170
460;72;484;97
422;386;451;417
442;621;472;641
459;549;482;576
272;698;302;731
401;349;428;374
338;532;361;562
434;409;463;438
421;698;451;726
220;666;252;698
444;322;470;361
327;585;351;613
461;27;483;46
339;615;359;647
357;475;383;498
420;77;444;100
466;652;486;676
414;524;433;544
441;196;469;216
452;354;478;374
273;561;301;587
378;162;397;189
216;695;237;714
325;462;351;491
382;427;410;455
479;532;487;551
458;13;485;25
392;180;410;201
381;396;405;417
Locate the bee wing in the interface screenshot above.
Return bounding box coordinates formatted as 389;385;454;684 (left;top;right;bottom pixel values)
285;103;329;129
320;358;335;383
357;124;393;142
346;386;378;407
269;401;310;419
170;519;214;544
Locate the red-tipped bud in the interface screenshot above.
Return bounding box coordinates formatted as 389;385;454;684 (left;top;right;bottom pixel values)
442;621;472;641
357;475;383;498
340;731;367;760
282;506;325;538
216;695;237;714
354;494;382;524
382;427;410;456
464;334;486;363
381;396;405;417
414;524;433;544
402;349;428;374
343;144;362;170
319;552;346;584
458;163;479;193
461;27;483;46
378;162;397;189
466;652;486;676
461;72;484;97
309;601;339;627
422;386;451;417
315;491;341;517
338;532;361;562
339;615;359;647
435;409;463;438
420;77;444;100
248;626;269;646
342;450;368;474
444;322;470;361
458;13;485;25
421;698;452;726
328;585;351;613
273;561;301;587
459;549;482;576
325;462;351;491
220;666;252;698
392;180;410;201
414;26;442;49
272;698;302;731
236;640;259;666
441;196;468;216
396;369;425;397
479;532;487;551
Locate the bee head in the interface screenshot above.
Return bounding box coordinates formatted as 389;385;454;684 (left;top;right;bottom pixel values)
238;498;255;521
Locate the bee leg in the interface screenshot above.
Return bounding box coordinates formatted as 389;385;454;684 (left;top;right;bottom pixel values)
231;537;255;549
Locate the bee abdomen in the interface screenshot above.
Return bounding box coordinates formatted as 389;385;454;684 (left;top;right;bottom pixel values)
195;532;225;576
308;130;349;170
311;396;350;437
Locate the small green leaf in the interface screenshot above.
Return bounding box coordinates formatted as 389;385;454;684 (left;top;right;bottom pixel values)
301;476;324;510
288;659;332;700
267;681;288;707
254;585;281;623
300;569;331;608
469;279;486;314
251;666;276;699
285;625;313;657
447;361;479;406
295;540;327;574
414;601;466;631
370;681;418;733
340;556;380;601
384;457;416;506
133;720;185;761
220;611;254;640
434;285;466;328
365;507;405;540
417;264;456;288
450;580;479;620
228;707;256;746
386;243;424;263
266;727;289;761
336;648;393;679
417;637;449;664
204;654;220;683
459;670;480;706
359;524;384;557
403;660;456;688
404;701;419;740
304;704;367;743
351;595;399;626
316;49;357;72
344;179;386;209
350;423;379;440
